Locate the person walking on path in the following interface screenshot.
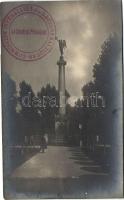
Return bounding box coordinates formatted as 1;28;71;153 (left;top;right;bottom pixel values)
40;135;47;153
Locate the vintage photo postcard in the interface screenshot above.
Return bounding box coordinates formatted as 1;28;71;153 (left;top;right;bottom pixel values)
1;0;123;199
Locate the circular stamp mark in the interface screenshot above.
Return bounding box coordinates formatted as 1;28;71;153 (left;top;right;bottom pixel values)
2;4;56;61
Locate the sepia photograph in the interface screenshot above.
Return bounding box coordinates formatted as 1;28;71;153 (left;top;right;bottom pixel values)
1;0;123;198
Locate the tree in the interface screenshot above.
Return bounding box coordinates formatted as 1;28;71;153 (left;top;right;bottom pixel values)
37;84;59;135
81;33;121;156
68;34;121;150
2;72;18;145
18;81;41;143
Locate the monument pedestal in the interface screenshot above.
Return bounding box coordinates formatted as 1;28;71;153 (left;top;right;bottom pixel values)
55;115;67;145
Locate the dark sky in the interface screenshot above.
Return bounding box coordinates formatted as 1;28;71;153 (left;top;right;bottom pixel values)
2;0;122;105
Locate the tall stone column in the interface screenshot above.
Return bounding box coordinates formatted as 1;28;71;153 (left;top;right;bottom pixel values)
57;55;66;116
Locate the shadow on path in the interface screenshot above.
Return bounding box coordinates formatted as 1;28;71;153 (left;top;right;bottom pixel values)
10;147;40;173
68;146;109;173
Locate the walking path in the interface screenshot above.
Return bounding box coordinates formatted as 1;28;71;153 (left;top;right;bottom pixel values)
11;146;107;178
8;146;111;198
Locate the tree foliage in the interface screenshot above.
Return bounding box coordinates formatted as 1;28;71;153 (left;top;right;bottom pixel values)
68;34;121;147
2;72;18;144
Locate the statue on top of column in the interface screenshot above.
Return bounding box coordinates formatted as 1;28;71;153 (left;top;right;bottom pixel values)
56;37;67;56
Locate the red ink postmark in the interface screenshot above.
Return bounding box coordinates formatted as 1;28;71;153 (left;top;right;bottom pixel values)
2;4;56;61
